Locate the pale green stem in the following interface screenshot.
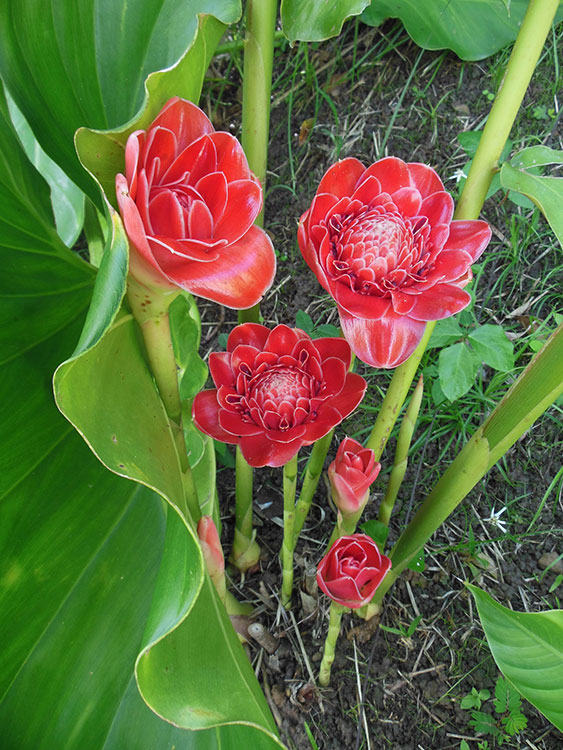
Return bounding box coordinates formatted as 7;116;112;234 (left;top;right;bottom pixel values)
318;602;347;686
327;507;365;548
231;446;260;572
281;453;299;608
293;429;334;543
238;0;277;326
455;0;560;221
366;324;434;460
378;375;424;527
127;279;199;522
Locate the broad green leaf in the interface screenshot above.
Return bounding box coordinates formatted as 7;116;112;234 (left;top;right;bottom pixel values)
501;154;563;249
361;0;563;61
0;80;282;748
438;341;480;401
468;324;514;372
281;0;370;42
6;93;84;248
0;0;241;206
427;317;464;349
509;145;563;169
468;585;563;732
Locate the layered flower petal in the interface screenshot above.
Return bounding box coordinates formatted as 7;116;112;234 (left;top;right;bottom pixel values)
192;324;367;468
328;437;380;516
116;97;275;307
298;156;491;368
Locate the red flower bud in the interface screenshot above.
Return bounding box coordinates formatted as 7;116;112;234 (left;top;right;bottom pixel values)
197;516;226;601
116;97;275;308
328;437;380;516
317;534;391;609
298;157;491;367
193;323;367;468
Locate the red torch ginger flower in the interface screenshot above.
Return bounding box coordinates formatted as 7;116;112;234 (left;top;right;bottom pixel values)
116;97;275;307
298;157;491;367
317;534;391;609
192;324;366;467
328;437;380;516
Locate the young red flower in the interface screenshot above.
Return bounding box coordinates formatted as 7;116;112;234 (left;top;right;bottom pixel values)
116;97;275;308
298;157;491;368
192;324;367;468
328;437;380;516
317;534;391;609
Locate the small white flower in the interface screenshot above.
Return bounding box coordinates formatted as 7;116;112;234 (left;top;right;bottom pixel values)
486;506;508;534
449;168;466;184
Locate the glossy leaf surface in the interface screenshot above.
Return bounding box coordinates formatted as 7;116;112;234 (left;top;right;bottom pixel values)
468;585;563;732
281;0;370;41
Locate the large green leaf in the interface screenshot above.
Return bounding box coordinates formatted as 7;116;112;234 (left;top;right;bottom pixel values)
501;147;563;249
281;0;370;41
362;0;563;61
0;82;282;749
0;0;241;206
468;585;563;732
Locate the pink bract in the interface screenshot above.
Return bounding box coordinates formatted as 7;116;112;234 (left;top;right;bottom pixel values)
116;97;275;308
317;534;391;609
328;437;380;516
298;157;491;367
192;323;367;468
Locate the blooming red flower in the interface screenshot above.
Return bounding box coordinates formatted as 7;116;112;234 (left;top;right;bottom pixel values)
193;324;366;468
317;534;391;609
298;157;491;368
116;97;275;308
328;437;380;516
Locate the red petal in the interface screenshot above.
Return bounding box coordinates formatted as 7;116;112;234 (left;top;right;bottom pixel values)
302;405;346;443
166;225;275;308
125;130;144;199
227;323;270;352
307;192;340;230
150;97;214;153
311;337;352;369
350;175;382;207
230;344;260;373
195;172;228;223
407;163;444;197
357;157;410;195
213;180;262;243
149;191;186;237
317;158;365;198
298;223;331;293
162;135;217;186
443;220;491;261
391;186;422;217
188;199;214;240
219;410;262;437
143;127;177;182
265;325;304;356
239;433;302;468
427;249;473;283
325;372;366;418
192;390;235;443
136;170;153;233
149;236;219;263
209;352;235;388
211;132;251;181
317;358;347;397
340;309;426;369
333;283;392;320
419;191;454;227
406;284;471;321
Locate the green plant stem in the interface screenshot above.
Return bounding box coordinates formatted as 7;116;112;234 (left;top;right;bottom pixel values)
327;507;364;548
281;453;299;608
231;446;260;572
127;278;200;522
378;375;424;527
366;324;434;460
238;0;277;326
455;0;560;221
373;321;563;606
293;429;334;543
318;602;347;686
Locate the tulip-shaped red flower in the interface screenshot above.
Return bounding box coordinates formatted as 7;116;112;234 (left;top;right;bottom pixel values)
328;437;380;516
298;157;491;367
116;97;275;307
317;534;391;609
193;324;367;468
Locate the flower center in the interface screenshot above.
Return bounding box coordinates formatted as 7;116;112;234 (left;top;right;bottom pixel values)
240;364;320;432
326;206;430;296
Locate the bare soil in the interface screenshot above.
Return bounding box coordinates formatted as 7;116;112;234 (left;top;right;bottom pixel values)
201;20;563;750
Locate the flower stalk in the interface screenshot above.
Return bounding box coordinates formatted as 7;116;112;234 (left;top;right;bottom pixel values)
318;602;346;686
293;429;334;542
231;447;260;572
378;374;424;527
281;452;299;608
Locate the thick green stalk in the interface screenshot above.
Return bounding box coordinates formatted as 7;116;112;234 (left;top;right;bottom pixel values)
281;453;299;608
378;375;424;527
366;324;434;460
231;447;260;572
318;602;347;686
373;322;563;605
455;0;560;221
293;429;334;542
327;507;364;548
238;0;277;325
